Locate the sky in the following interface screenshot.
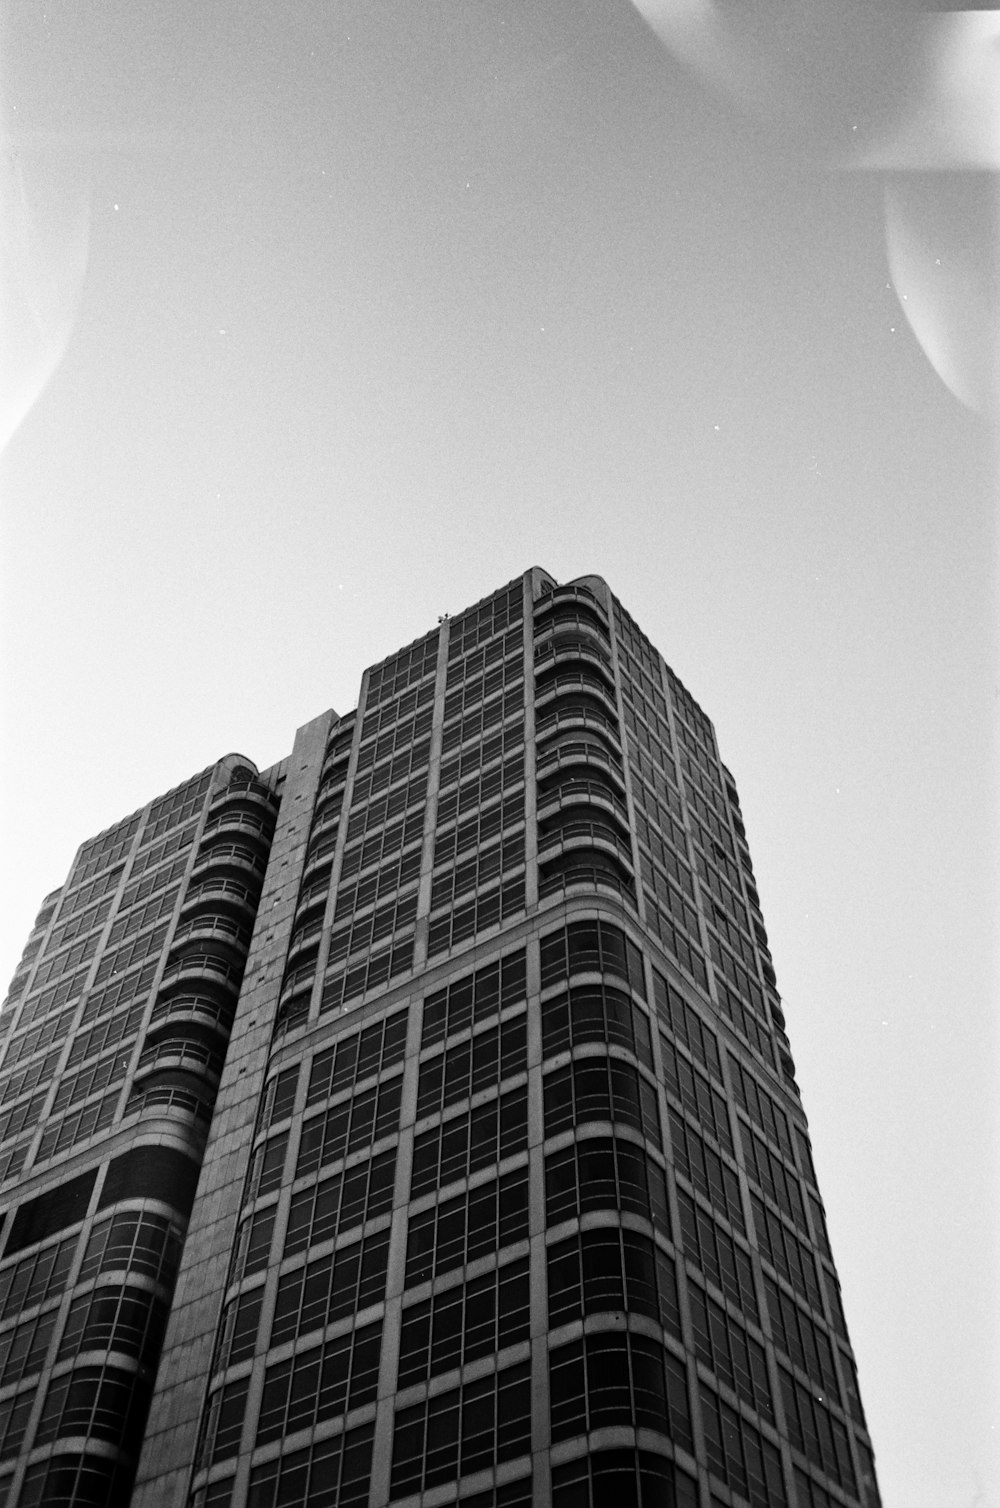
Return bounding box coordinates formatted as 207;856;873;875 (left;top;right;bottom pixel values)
1;3;997;1505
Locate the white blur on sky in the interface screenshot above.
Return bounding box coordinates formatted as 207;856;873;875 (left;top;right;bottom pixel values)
0;4;997;1506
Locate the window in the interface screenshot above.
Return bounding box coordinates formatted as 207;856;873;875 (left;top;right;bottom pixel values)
0;1235;77;1321
675;1189;759;1321
659;1034;732;1151
57;1284;169;1368
246;1421;373;1508
397;1258;530;1387
256;1321;381;1444
699;1381;787;1506
410;1087;527;1198
687;1281;773;1420
543;1058;661;1144
669;1108;744;1233
540;919;646;996
284;1148;396;1256
305;1011;408;1104
0;1307;58;1386
549;1332;691;1448
542;983;652;1068
213;1286;264;1372
417;1014;527;1118
547;1228;680;1337
296;1079;401;1179
551;1450;698;1508
391;1360;531;1497
421;951;526;1048
544;1135;670;1233
270;1232;390;1346
405;1168;529;1287
35;1363;149;1448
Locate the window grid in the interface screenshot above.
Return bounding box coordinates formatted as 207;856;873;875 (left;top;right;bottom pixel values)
397;1257;530;1388
296;1077;402;1179
549;1331;692;1449
246;1421;374;1508
271;1232;390;1347
416;1013;527;1119
675;1188;759;1322
410;1086;528;1198
546;1226;681;1338
284;1148;397;1257
544;1135;670;1233
405;1166;530;1287
390;1359;532;1497
543;1057;661;1145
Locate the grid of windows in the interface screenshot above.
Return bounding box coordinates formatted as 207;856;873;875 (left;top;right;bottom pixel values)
741;1123;810;1236
391;1360;531;1497
129;824;198;880
397;1258;530;1387
350;740;431;805
688;1280;773;1419
355;708;433;771
92;922;171;985
213;1287;264;1372
78;1211;184;1287
675;1188;759;1321
69;813;142;887
78;961;159;1029
549;1331;692;1448
416;1014;527;1118
750;1195;823;1312
668;1107;745;1233
405;1167;529;1287
421;950;527;1048
29;934;100;988
660;1033;733;1152
0;1236;77;1321
344;778;427;845
367;631;439;705
66;999;146;1069
34;1362;149;1449
51;1046;132;1113
410;1087;527;1198
447;580;523;660
0;1306;58;1386
52;866;123;920
716;977;775;1070
446;625;523;687
0;1048;60;1106
764;1275;841;1405
321;937;415;1013
542;983;652;1069
296;1078;402;1178
440;689;524;755
552;1449;697;1508
256;1320;381;1443
778;1368;857;1495
359;679;435;742
547;1227;681;1337
698;1382;787;1507
427;877;525;957
34;1089;122;1163
436;753;524;830
12;970;89;1032
430;833;525;911
43;896;114;955
305;1010;408;1104
57;1284;169;1368
327;892;418;964
104;886;180;947
338;809;425;878
333;850;421;918
443;655;522;723
540;919;647;996
652;971;720;1075
16;1452;134;1508
545;1135;670;1233
271;1232;390;1346
119;854;189;913
2;1003;77;1069
246;1421;374;1508
544;1057;661;1145
284;1149;397;1257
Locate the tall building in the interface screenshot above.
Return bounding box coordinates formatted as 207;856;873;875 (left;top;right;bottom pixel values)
0;569;879;1508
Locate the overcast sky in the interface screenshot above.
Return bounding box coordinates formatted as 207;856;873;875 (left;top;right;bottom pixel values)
1;5;997;1505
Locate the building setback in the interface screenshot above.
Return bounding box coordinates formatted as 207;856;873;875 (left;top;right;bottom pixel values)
0;569;880;1508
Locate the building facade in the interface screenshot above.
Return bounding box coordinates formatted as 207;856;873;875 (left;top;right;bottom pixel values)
0;569;879;1508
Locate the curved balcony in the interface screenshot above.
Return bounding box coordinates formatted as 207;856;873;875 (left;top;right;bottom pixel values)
201;809;274;850
535;584;608;628
135;1033;225;1086
537;770;629;826
180;877;259;928
538;813;634;871
534;604;611;651
208;782;278;823
190;839;267;884
124;1072;216;1129
158;950;244;996
284;927;321;975
170;914;252;957
533;635;614;683
539;848;637;905
320;740;353;784
536;737;625;786
148;991;235;1036
535;665;619;718
536;697;622;748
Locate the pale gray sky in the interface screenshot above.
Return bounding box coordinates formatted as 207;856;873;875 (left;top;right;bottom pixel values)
1;5;997;1505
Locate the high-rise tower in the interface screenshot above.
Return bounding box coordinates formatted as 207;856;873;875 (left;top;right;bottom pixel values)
0;569;879;1508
